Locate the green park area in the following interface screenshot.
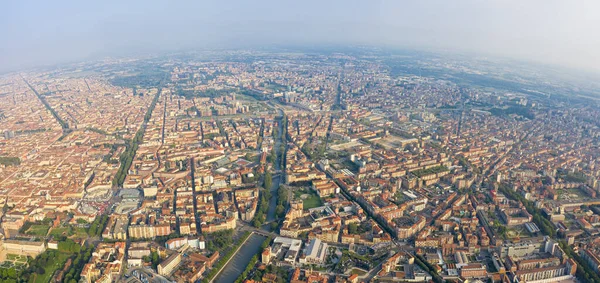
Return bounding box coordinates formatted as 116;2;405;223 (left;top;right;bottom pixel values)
5;254;28;265
0;249;73;283
293;187;323;209
25;225;50;237
350;268;367;276
30;251;71;283
411;165;449;177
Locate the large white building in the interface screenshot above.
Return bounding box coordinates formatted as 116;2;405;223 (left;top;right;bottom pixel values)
165;237;205;250
273;237;303;264
300;238;328;265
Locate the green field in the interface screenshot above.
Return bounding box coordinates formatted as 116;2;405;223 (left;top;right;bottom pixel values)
48;227;70;237
351;268;367;276
73;227;89;238
411;165;449;178
303;194;323;209
293;188;323;210
26;225;50;236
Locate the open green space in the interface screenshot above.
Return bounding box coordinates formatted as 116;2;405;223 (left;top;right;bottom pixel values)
303;194;323;209
5;254;22;261
73;227;89;238
48;227;71;237
293;187;323;209
350;268;367;276
5;254;27;265
47;225;90;239
411;165;449;177
1;249;74;283
25;224;50;237
0;156;21;166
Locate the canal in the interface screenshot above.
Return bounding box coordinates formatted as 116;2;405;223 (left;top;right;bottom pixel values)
213;233;267;283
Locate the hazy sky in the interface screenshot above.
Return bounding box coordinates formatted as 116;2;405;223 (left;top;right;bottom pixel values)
2;0;600;73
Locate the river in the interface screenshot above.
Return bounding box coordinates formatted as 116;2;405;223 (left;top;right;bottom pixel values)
214;111;284;282
262;112;284;231
213;233;267;283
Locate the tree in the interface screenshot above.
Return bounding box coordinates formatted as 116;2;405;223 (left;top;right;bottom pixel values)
275;204;285;218
348;223;359;234
252;214;263;228
151;251;160;269
5;268;16;279
264;171;272;189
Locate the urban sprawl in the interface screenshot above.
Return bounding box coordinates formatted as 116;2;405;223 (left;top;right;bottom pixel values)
0;51;599;283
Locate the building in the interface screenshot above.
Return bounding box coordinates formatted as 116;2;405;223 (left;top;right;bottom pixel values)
48;240;59;250
158;253;182;276
459;263;487;278
128;247;151;259
1;239;46;257
128;224;172;239
513;261;576;283
262;247;272;264
300;238;328;265
500;207;532;226
395;215;426;239
80;242;126;283
272;237;303;264
200;215;236;233
165;237;205;250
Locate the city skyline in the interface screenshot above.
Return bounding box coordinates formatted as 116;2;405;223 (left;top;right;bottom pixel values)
2;0;600;74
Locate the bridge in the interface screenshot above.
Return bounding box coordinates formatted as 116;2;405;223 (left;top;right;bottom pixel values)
237;221;280;238
236;221;351;248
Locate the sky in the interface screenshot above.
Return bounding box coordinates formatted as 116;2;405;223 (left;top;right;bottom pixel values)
1;0;600;73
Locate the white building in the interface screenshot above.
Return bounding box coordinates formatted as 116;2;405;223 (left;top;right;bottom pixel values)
300;238;328;265
273;237;303;264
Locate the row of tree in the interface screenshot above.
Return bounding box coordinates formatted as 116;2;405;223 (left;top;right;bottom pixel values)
204;229;234;253
497;184;556;238
113;88;161;187
24;78;70;132
559;241;600;283
498;183;600;282
61;244;94;283
252;180;271;227
88;214;109;237
413;253;444;283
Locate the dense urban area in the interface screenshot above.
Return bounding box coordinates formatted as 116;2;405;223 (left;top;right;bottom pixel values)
0;49;600;283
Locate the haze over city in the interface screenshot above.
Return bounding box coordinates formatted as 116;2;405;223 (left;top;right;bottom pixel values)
2;0;600;73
